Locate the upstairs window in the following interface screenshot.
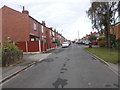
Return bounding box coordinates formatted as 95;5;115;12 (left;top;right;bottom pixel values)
34;23;37;30
42;26;44;33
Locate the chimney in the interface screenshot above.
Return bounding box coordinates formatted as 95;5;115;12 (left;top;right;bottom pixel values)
50;27;52;30
42;21;46;26
54;29;56;32
22;6;29;15
90;32;92;34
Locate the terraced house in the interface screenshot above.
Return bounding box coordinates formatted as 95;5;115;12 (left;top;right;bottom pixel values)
0;5;66;52
110;22;120;40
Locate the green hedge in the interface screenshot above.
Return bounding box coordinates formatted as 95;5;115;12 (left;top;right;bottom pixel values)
52;39;60;46
98;36;106;41
2;42;23;67
2;42;19;52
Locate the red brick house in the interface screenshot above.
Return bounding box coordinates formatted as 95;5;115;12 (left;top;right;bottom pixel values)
1;6;41;43
110;22;120;40
0;5;66;52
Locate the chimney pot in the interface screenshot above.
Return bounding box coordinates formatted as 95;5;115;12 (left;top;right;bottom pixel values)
22;6;29;15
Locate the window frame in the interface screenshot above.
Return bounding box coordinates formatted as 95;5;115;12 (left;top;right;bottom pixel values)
33;23;37;31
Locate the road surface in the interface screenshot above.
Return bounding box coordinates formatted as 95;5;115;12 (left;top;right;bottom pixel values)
2;44;118;88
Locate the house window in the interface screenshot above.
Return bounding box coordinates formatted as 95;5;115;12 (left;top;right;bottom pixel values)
31;38;34;41
34;23;37;30
53;32;54;36
36;37;39;41
42;26;44;33
50;30;51;36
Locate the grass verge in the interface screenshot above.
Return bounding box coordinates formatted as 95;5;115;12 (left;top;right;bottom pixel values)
85;47;119;64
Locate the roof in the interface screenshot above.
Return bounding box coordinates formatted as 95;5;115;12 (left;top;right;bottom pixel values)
111;21;120;26
29;16;41;25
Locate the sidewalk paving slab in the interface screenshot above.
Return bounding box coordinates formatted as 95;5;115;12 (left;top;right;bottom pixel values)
0;53;51;83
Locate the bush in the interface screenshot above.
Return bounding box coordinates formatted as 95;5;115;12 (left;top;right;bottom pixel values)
98;40;106;47
89;34;97;41
52;39;60;46
98;36;106;41
115;38;120;50
2;42;19;52
109;34;116;48
2;42;23;67
98;36;106;47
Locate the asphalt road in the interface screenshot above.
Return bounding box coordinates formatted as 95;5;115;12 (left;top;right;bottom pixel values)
2;44;118;88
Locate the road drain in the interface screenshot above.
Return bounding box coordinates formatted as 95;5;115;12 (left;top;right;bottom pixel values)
52;78;68;88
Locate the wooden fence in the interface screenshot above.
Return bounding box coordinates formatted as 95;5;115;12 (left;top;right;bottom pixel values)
16;41;57;52
2;49;23;67
15;41;41;52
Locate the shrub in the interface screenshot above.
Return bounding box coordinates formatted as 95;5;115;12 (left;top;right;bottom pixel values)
116;38;120;50
2;42;19;52
98;40;106;47
52;39;60;46
89;34;97;41
2;42;23;67
98;36;106;41
98;36;106;47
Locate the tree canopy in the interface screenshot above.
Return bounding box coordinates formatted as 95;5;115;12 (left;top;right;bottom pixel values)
86;2;119;48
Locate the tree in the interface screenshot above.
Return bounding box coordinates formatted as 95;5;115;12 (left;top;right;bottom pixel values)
86;2;119;48
118;1;120;16
89;34;97;41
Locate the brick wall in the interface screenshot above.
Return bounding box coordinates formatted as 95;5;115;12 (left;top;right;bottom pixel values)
2;6;30;42
29;17;40;38
110;23;120;40
46;27;51;49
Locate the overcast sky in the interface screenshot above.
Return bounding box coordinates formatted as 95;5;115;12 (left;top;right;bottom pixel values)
0;0;95;40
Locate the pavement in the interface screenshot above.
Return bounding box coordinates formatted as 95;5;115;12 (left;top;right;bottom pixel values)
2;44;119;88
0;47;61;84
0;51;52;84
85;48;119;76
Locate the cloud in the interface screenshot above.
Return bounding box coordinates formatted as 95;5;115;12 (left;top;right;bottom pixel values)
0;0;92;40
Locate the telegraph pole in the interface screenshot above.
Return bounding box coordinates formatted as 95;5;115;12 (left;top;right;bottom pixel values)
78;31;79;40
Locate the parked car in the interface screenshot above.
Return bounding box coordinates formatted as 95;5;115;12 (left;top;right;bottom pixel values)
85;40;91;45
62;42;69;48
76;41;82;44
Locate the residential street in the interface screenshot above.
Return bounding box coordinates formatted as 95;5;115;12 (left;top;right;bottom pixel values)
2;44;118;88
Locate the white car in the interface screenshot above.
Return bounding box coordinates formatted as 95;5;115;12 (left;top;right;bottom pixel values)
85;40;91;45
62;42;69;48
